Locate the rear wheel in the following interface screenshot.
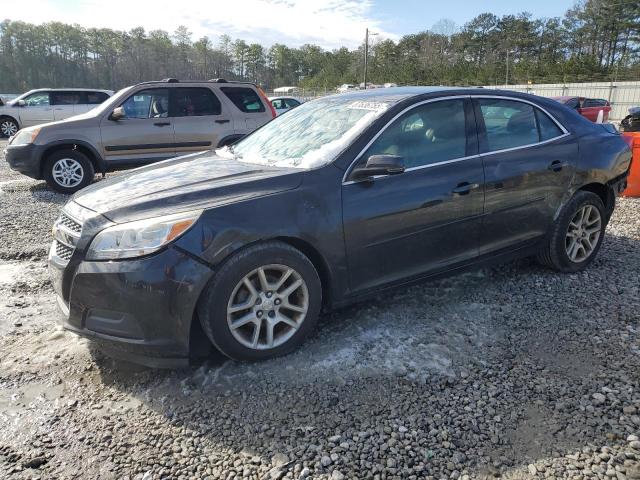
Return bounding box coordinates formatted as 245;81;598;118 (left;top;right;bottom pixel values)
44;149;95;194
537;191;607;272
0;117;19;137
197;241;322;361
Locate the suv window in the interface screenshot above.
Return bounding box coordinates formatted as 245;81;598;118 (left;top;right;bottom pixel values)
221;87;265;113
86;91;110;104
22;92;50;106
565;98;580;109
363;99;467;169
121;88;169;119
284;98;301;108
478;99;565;152
583;98;608;108
172;88;221;116
51;92;83;105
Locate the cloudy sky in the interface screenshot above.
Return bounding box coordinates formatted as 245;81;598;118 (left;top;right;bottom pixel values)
8;0;574;49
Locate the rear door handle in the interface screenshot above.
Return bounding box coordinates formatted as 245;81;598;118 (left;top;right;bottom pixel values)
452;182;480;195
548;160;566;172
215;119;230;124
154;122;171;127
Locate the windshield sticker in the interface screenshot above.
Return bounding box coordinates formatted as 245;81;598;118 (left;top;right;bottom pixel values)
347;101;389;112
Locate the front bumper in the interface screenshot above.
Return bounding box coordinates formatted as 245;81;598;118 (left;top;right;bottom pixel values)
5;143;43;179
49;245;214;368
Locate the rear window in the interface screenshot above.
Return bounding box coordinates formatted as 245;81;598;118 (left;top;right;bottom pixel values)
221;87;265;113
583;98;609;107
87;92;110;104
51;92;83;105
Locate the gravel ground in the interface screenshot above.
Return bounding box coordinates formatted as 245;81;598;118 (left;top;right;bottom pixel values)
1;138;639;479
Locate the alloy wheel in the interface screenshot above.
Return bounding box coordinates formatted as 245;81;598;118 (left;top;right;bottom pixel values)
565;204;602;263
226;264;309;350
52;158;84;188
0;120;18;137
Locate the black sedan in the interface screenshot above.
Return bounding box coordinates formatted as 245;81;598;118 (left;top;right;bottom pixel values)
48;87;632;366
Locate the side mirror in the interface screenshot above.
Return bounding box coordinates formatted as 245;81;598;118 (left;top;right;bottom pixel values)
110;106;126;121
351;155;405;181
16;100;26;107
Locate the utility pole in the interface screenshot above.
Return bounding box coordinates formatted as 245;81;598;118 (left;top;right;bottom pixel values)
363;28;378;90
505;49;509;86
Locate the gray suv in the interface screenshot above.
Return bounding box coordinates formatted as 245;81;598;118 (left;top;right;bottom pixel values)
5;79;275;193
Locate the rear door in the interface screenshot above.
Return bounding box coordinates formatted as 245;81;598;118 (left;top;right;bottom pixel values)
342;97;484;293
51;91;83;120
170;87;234;153
99;87;176;166
474;97;576;254
220;86;272;134
18;91;54;126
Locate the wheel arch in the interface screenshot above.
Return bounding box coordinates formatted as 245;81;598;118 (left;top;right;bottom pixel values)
0;115;20;133
576;182;615;218
217;134;244;148
40;141;106;177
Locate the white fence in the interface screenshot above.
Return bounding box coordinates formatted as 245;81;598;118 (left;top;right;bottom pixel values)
485;81;640;122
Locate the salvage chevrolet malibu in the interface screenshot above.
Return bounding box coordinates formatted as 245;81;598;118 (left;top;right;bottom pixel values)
49;87;632;367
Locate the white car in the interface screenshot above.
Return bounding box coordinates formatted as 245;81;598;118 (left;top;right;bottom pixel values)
269;96;303;116
0;88;114;137
337;84;357;93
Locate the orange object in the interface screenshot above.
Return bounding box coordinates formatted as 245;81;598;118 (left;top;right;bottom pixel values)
622;132;640;197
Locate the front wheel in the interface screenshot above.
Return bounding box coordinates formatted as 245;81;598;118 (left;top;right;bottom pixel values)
197;241;322;361
44;150;95;194
537;191;607;272
0;117;19;137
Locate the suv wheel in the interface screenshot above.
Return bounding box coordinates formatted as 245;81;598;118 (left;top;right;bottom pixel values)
197;241;322;361
44;149;95;194
537;191;607;272
0;117;19;137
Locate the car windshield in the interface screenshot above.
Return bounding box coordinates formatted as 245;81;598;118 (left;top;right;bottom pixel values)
217;97;391;169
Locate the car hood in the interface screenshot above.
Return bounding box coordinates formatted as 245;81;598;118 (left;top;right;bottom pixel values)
72;152;303;223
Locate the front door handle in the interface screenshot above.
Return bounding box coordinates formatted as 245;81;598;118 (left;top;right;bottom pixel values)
452;182;480;195
215;119;230;124
548;160;566;172
154;122;171;127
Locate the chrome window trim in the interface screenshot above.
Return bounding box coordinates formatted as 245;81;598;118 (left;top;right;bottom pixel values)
342;93;570;185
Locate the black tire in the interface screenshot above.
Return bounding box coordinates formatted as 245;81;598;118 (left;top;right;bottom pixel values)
0;116;19;138
197;241;322;361
537;190;607;272
43;149;95;194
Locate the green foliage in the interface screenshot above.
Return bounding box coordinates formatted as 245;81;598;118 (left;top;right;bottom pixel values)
0;0;638;93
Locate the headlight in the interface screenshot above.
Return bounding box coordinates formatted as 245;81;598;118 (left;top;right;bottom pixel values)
87;210;201;260
10;127;40;145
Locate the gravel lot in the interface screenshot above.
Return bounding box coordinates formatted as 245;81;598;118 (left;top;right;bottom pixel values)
1;138;639;479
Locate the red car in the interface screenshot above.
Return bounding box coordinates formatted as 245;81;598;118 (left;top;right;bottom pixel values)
553;96;611;123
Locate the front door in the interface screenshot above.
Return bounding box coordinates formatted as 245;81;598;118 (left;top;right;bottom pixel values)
171;87;235;153
474;97;577;254
342;97;484;293
99;88;176;166
18;91;54;126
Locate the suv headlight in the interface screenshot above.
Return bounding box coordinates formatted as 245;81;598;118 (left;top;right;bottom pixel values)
87;210;201;260
10;127;40;145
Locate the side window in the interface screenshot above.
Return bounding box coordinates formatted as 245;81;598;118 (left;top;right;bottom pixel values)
478;99;538;152
120;89;169;119
86;92;109;104
535;109;564;141
284;98;300;108
22;92;50;106
221;87;265;113
172;88;221;117
51;92;83;105
363;99;467;169
271;99;285;109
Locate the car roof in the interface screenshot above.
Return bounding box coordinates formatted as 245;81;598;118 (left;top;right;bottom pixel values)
330;86;479;104
27;88;113;93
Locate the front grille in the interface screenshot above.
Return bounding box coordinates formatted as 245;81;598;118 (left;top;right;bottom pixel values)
59;213;82;235
54;241;74;261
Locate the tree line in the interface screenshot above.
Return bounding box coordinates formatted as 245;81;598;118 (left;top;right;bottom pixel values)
0;0;638;94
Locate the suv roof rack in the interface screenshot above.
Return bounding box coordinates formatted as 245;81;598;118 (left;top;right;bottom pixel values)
161;78;179;83
208;78;228;83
